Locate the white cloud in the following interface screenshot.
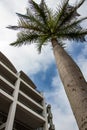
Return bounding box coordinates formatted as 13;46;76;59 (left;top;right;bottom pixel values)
77;0;87;16
77;44;87;80
0;42;54;75
53;107;78;130
0;0;27;14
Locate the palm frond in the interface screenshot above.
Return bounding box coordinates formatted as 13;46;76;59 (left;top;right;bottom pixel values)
57;39;66;47
7;21;46;33
16;13;31;19
16;12;47;30
8;12;48;33
37;34;49;53
10;32;39;46
7;25;19;30
54;0;69;28
60;17;87;31
57;0;85;29
39;0;45;9
18;18;47;33
76;0;84;8
28;0;47;24
57;29;87;42
39;0;54;30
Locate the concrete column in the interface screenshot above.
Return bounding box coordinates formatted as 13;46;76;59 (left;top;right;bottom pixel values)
42;93;48;130
5;73;20;130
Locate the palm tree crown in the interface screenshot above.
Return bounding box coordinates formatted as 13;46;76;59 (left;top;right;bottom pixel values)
8;0;87;52
7;1;87;129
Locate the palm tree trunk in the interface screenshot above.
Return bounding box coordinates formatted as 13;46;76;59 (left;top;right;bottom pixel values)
51;38;87;130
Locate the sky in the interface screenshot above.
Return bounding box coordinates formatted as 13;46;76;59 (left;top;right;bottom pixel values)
0;0;87;130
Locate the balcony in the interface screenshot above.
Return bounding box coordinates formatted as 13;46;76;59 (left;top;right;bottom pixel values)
18;91;43;115
0;62;17;85
0;76;14;96
15;102;45;129
20;80;43;105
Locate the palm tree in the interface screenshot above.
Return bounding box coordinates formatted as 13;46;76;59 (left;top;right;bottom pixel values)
8;0;87;129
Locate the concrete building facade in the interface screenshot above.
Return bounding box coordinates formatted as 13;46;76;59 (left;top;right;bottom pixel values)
0;52;50;130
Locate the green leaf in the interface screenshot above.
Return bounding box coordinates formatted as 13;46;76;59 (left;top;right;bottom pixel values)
8;0;87;51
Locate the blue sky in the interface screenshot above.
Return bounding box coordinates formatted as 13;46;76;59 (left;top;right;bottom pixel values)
0;0;87;130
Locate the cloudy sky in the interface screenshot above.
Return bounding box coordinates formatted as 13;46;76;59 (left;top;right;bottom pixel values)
0;0;87;130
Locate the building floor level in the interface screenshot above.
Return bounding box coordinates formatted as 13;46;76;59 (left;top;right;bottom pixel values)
0;52;48;130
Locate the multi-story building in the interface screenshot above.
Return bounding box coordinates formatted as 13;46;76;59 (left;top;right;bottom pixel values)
0;52;49;130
